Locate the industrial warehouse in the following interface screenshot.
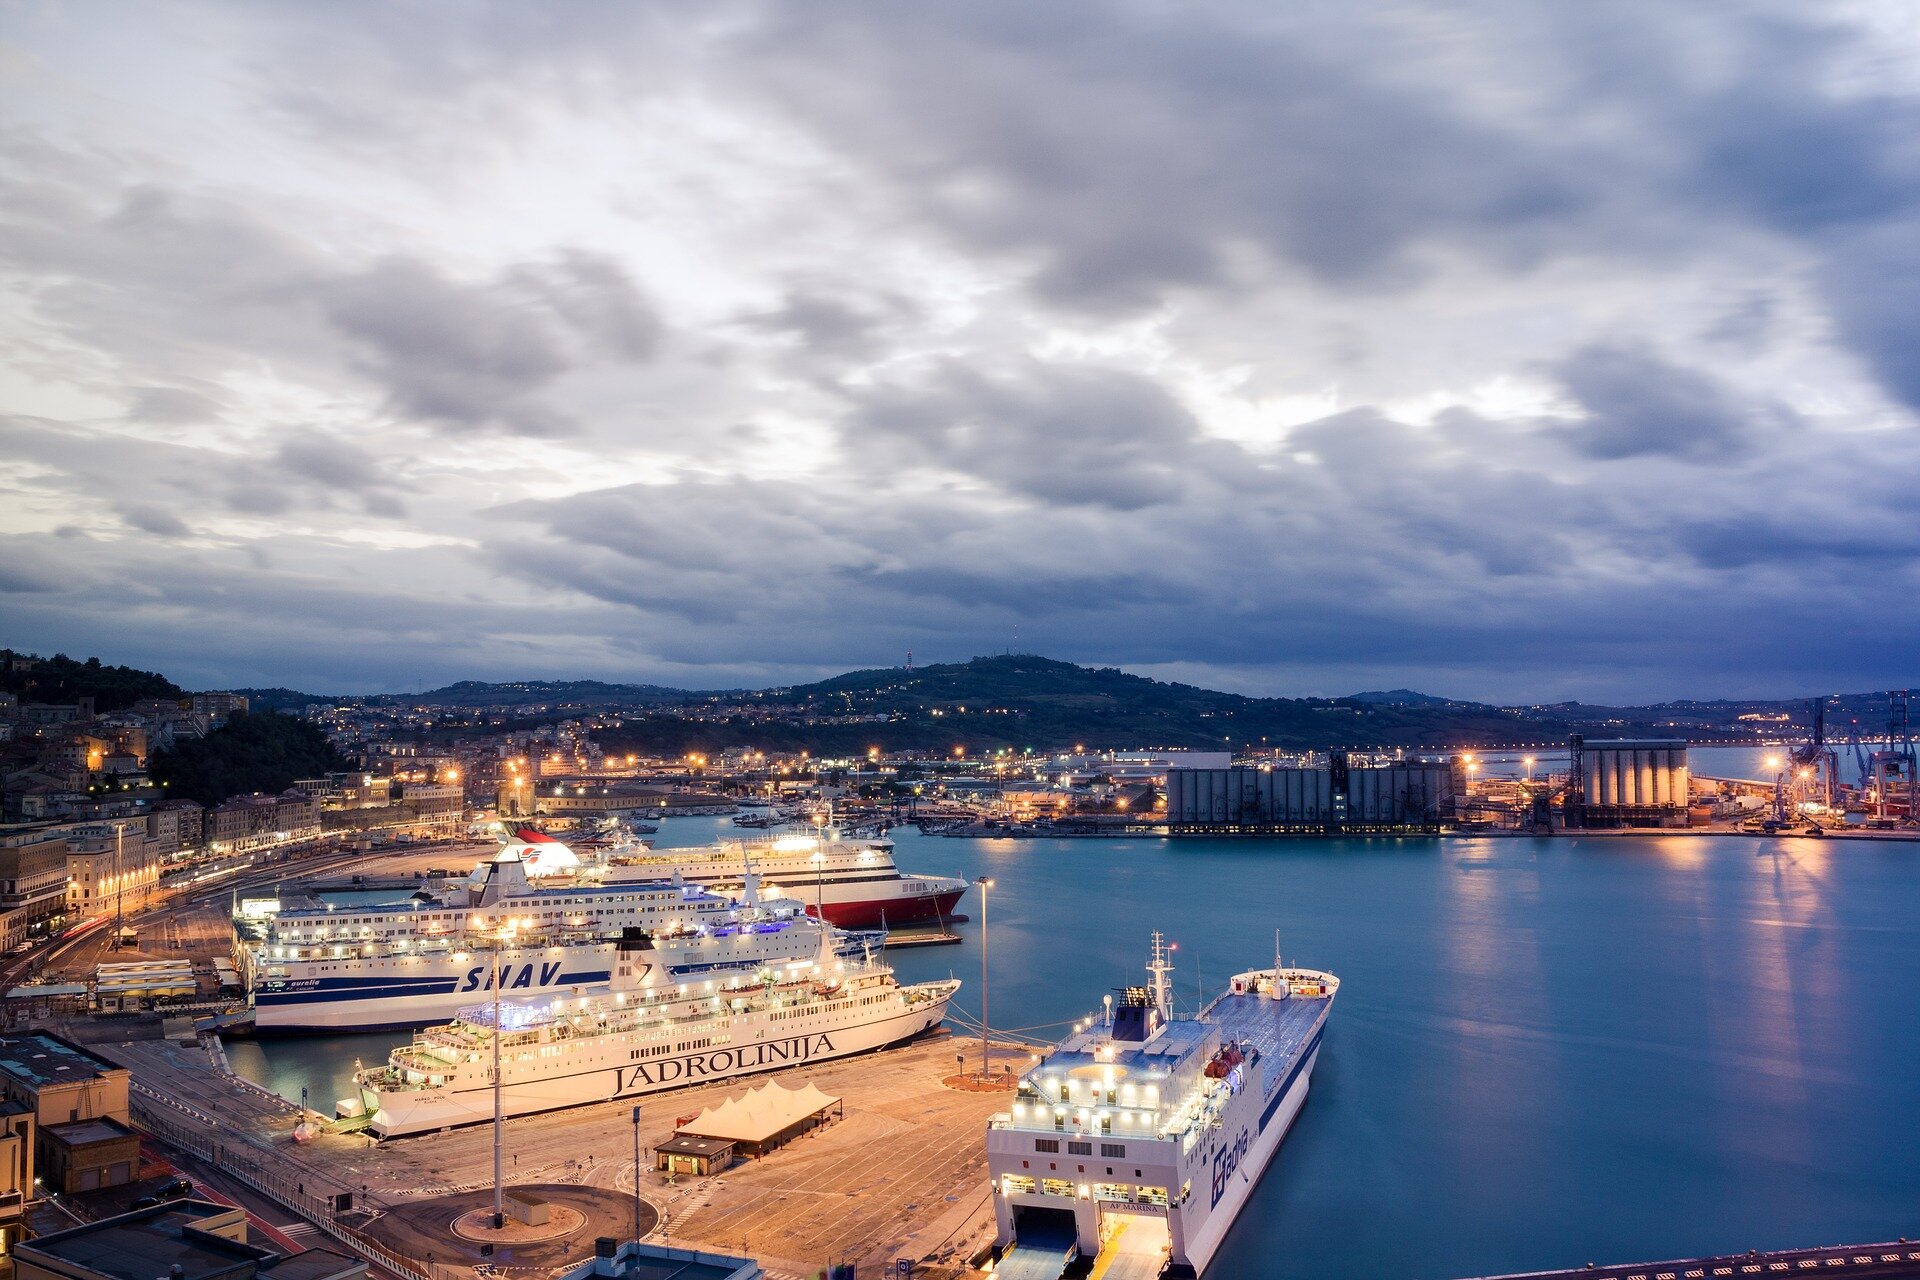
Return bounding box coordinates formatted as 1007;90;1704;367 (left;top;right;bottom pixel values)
1164;756;1458;833
1163;739;1699;835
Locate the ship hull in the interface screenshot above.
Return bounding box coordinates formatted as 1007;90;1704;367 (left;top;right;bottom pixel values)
1175;1034;1323;1276
363;990;954;1137
815;887;966;929
249;925;860;1032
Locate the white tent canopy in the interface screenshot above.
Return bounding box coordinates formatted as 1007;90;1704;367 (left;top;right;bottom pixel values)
678;1079;841;1145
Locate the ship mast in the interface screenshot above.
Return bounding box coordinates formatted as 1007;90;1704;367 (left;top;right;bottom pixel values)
1148;931;1173;1017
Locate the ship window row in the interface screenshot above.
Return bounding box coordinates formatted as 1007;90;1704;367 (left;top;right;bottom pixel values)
1004;1174;1167;1207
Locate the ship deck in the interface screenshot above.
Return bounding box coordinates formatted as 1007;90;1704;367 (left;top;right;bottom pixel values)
1204;989;1329;1075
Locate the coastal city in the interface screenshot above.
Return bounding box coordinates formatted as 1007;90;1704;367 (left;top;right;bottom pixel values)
9;3;1920;1278
0;649;1913;1279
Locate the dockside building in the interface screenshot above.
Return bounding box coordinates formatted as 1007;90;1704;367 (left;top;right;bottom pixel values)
1164;756;1457;834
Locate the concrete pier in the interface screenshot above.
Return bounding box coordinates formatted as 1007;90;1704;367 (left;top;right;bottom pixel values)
99;1030;1032;1279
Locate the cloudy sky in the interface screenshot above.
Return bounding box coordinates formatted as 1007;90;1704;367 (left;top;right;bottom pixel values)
4;2;1919;701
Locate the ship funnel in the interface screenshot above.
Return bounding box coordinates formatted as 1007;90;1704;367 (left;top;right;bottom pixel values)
741;870;760;910
611;927;661;993
473;850;531;906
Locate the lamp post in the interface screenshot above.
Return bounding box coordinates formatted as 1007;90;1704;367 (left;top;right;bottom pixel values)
110;821;125;950
490;918;518;1230
975;876;993;1080
631;1104;642;1242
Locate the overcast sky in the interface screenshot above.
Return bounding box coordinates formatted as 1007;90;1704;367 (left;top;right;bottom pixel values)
4;2;1918;701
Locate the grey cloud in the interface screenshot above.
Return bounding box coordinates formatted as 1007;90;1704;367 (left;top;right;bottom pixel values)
318;257;571;437
0;152;660;441
845;358;1208;510
1549;343;1776;462
734;2;1594;310
311;252;661;436
1818;221;1920;414
738;290;916;359
126;385;226;425
0;560;62;594
222;485;294;516
117;504;192;538
274;434;385;491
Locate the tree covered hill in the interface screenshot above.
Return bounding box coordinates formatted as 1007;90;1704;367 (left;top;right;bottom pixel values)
752;654;1547;751
148;710;350;806
0;650;184;713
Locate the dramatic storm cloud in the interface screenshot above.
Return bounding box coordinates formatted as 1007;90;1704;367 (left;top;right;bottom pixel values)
3;1;1917;699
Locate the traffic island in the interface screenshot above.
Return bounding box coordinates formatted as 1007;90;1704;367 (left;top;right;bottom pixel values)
359;1183;654;1272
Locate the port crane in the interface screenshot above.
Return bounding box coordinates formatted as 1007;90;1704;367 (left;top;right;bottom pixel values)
1771;700;1839;827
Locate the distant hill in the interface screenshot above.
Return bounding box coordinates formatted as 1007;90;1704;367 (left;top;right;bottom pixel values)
20;645;1914;753
0;649;184;712
398;679;692;709
741;654;1552;751
1345;689;1465;707
231;687;342;712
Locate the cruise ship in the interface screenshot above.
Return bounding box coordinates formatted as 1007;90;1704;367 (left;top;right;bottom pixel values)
236;853;863;1031
596;830;968;928
346;930;958;1136
987;935;1336;1278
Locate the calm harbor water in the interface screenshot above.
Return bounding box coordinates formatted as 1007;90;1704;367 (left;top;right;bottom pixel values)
231;818;1920;1278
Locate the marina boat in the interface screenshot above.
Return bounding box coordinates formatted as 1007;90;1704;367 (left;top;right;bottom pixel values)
346;930;959;1137
594;830;968;929
236;853;865;1031
987;934;1336;1278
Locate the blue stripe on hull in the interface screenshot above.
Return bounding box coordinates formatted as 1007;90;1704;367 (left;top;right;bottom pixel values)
255;970;610;1006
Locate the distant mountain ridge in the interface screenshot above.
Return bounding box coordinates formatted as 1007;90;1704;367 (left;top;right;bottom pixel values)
16;646;1913;751
1344;689;1468;707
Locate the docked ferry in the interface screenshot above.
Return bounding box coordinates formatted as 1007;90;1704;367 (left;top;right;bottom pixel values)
236;853;863;1031
346;931;958;1136
596;830;968;929
987;935;1336;1277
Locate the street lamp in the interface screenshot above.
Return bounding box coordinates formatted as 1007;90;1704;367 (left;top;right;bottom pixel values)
489;918;523;1230
975;877;993;1080
641;1105;656;1243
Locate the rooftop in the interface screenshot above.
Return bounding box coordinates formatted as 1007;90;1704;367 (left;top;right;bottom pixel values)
0;1031;124;1087
45;1115;137;1147
17;1200;276;1279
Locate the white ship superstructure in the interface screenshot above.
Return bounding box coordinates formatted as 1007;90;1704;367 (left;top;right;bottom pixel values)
595;831;967;929
347;931;958;1137
987;935;1336;1277
237;853;861;1031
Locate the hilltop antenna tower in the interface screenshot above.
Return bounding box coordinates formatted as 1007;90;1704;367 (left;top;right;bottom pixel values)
905;649;913;671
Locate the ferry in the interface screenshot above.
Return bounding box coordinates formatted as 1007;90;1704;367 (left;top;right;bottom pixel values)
346;930;958;1136
596;829;968;929
236;853;864;1031
987;934;1336;1277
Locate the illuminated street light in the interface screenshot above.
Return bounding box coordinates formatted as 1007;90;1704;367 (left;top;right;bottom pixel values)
975;877;994;1081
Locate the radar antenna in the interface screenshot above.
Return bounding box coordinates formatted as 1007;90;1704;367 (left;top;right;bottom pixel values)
1147;932;1174;1017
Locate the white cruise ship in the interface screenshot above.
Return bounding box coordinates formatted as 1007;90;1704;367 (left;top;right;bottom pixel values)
987;935;1336;1277
236;853;864;1031
595;830;968;929
347;931;958;1137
